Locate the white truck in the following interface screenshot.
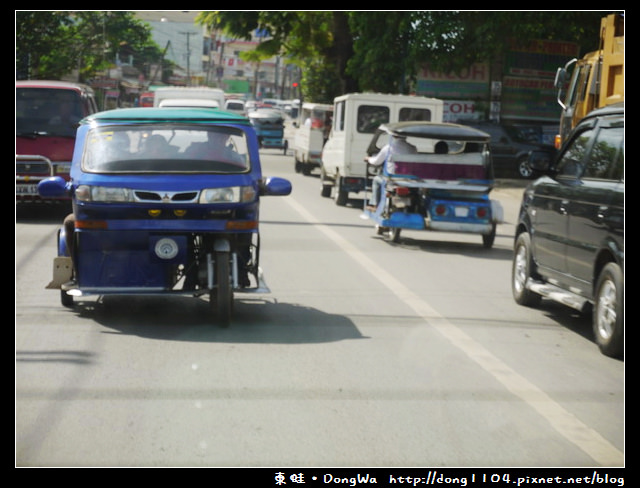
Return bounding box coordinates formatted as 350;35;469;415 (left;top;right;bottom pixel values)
320;93;444;205
153;86;226;110
292;102;333;175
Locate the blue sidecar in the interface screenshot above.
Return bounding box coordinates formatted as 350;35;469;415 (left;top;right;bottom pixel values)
38;107;292;325
362;122;503;248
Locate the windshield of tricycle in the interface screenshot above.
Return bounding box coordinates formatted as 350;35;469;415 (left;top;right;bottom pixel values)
82;124;250;173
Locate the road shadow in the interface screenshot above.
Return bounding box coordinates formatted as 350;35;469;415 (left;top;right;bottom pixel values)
72;294;365;345
16;203;70;223
375;234;514;261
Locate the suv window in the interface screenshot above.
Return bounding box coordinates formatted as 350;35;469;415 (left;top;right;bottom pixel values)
557;124;624;180
584;126;624;180
556;129;594;178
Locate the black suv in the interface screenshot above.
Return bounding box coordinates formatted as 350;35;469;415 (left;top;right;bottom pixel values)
469;122;556;179
511;104;624;358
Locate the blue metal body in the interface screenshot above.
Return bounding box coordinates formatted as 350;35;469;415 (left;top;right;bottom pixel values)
39;108;292;308
362;121;502;247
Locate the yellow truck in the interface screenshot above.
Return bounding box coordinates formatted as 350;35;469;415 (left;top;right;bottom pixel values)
554;13;624;147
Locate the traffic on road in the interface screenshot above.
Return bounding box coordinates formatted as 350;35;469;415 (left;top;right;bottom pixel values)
16;141;623;468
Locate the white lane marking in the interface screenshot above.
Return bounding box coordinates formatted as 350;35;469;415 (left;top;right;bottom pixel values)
283;196;623;466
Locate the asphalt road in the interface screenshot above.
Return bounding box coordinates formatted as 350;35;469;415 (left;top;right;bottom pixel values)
15;151;623;468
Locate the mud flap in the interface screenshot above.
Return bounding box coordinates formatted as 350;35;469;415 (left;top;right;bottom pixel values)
46;256;73;289
386;212;425;230
491;199;504;223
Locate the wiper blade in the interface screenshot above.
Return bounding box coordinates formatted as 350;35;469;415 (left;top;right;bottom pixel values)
16;130;49;138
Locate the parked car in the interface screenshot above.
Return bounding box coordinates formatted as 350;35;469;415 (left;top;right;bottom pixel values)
467;122;556;179
511;103;624;358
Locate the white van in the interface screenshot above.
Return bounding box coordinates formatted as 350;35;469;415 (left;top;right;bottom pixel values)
158;98;219;108
321;93;443;205
153;87;226;110
292;102;333;175
224;98;246;115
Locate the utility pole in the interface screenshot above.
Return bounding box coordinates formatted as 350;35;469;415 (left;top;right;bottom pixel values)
180;31;195;85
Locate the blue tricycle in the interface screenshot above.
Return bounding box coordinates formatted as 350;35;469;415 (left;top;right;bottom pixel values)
38;107;292;326
362;122;503;248
248;108;288;153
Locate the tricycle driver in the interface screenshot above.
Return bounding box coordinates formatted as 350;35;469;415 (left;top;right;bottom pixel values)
367;134;417;209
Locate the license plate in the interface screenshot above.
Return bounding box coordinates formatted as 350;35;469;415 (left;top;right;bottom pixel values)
16;184;38;195
454;206;469;217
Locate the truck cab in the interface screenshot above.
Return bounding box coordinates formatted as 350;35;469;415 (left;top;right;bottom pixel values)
320;93;443;205
554;13;624;148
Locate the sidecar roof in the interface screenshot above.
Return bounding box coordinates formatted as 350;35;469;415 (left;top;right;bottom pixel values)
82;107;250;126
377;121;490;142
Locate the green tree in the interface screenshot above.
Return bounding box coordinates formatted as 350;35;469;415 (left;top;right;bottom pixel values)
196;11;354;102
16;11;163;82
347;12;415;93
409;11;607;74
16;11;74;79
199;11;615;99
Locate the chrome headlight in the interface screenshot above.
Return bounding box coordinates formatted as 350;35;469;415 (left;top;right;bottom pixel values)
76;185;133;202
154;238;179;260
199;186;256;204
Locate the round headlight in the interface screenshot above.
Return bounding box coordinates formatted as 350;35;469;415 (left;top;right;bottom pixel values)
154;238;179;260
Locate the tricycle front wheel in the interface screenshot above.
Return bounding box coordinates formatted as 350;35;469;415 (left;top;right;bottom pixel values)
210;251;233;327
60;290;74;308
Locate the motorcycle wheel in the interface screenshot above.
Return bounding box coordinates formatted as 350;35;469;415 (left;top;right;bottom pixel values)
211;251;233;327
388;227;401;243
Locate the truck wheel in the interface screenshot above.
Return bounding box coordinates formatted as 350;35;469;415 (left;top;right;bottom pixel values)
512;232;541;307
593;262;623;358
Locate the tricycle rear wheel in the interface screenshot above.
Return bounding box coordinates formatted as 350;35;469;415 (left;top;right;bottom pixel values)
482;223;496;249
